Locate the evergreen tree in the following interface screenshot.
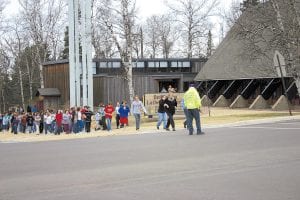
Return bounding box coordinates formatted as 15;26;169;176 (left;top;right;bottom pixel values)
206;30;213;58
61;26;69;59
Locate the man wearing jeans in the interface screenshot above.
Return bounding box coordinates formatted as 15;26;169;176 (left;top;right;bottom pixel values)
131;96;147;130
156;95;167;130
183;83;204;135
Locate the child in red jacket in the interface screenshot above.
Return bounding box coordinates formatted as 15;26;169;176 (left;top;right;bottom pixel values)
104;103;114;131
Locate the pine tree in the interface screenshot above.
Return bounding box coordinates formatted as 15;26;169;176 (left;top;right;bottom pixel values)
61;26;69;59
207;30;213;58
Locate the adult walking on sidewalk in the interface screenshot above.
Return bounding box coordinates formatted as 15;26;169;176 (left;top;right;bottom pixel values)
183;83;204;135
165;93;177;131
131;95;147;131
157;95;167;130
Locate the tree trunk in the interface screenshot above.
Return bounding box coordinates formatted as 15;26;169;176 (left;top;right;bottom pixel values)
36;45;45;88
140;28;144;58
26;57;33;100
17;63;25;110
152;40;156;58
188;28;192;58
1;88;5;113
124;61;134;104
104;0;135;104
187;8;193;59
122;0;134;104
0;77;3;113
15;35;26;109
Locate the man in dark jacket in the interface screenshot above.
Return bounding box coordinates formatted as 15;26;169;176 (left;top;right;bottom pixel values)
165;93;177;131
84;107;94;133
156;95;167;130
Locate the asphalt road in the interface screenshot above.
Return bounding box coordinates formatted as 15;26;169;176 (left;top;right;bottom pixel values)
1;119;300;200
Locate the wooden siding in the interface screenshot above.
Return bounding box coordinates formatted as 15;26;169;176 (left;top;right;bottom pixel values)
94;75;161;105
43;61;199;107
43;63;70;107
93;76;129;105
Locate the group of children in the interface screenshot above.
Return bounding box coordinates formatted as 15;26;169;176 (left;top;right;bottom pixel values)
95;95;147;131
0;108;93;135
95;101;131;131
0;95;148;135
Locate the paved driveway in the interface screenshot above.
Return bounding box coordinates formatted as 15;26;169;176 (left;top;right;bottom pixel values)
0;119;300;200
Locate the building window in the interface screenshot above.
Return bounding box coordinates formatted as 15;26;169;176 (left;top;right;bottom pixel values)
99;62;107;68
134;62;145;68
171;61;178;68
182;61;190;68
160;61;168;68
112;62;121;68
148;61;156;68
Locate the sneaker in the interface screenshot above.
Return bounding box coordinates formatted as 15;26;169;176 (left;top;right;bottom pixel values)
189;132;193;135
197;131;205;135
172;128;176;131
157;126;159;130
166;128;170;131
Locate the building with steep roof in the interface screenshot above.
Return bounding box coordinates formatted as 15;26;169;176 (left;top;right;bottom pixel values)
194;0;300;110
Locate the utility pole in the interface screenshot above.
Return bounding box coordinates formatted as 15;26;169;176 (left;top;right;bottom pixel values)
68;0;93;109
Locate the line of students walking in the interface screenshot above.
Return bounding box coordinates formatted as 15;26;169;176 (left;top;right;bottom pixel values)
1;84;204;135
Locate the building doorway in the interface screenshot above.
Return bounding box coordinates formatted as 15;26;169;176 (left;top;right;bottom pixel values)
158;79;179;93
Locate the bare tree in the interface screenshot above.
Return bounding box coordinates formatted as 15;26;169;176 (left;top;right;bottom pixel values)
3;23;27;109
0;0;8;37
165;0;219;58
0;48;10;112
206;30;213;58
144;15;161;58
234;0;300;94
158;14;175;59
92;0;116;58
18;0;66;88
99;0;136;103
143;14;177;58
21;46;41;101
219;0;242;32
269;0;300;94
132;26;143;59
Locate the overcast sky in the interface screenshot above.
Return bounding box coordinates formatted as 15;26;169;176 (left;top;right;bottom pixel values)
4;0;240;17
3;0;242;45
136;0;238;19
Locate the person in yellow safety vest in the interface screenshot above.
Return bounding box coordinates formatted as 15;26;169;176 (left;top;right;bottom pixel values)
183;83;205;135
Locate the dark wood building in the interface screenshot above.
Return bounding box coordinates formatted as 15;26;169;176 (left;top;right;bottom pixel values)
43;58;206;108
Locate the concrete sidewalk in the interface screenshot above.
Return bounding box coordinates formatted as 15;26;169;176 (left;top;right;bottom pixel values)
1;107;299;143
